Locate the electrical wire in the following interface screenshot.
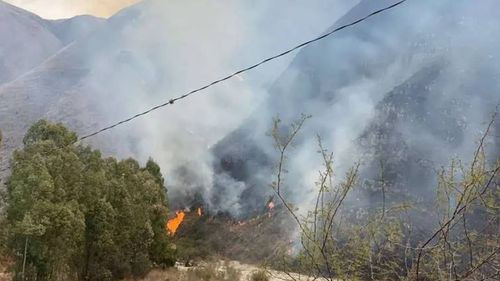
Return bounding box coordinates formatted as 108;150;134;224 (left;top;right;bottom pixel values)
78;0;408;141
0;0;408;173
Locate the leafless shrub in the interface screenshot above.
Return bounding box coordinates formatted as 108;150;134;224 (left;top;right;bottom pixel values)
269;112;499;281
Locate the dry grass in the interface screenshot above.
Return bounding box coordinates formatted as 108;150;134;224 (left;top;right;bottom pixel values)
134;261;314;281
0;258;12;281
132;261;242;281
248;270;269;281
136;268;183;281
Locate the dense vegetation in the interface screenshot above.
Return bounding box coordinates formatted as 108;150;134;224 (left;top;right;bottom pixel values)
0;117;498;281
1;120;175;280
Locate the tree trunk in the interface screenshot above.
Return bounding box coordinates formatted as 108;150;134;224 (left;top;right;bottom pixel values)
22;236;28;280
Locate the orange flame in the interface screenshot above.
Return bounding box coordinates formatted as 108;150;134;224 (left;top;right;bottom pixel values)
166;211;185;236
197;207;202;216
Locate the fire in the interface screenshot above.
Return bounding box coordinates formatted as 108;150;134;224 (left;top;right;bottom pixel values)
197;207;202;216
166;211;185;236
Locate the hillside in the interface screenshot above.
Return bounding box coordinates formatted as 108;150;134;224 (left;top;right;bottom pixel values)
212;0;500;215
0;1;105;183
0;1;499;280
0;0;352;195
0;0;62;84
0;0;498;216
0;1;103;85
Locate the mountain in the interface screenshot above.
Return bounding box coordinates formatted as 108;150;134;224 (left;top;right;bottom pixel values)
0;0;62;84
0;0;498;216
0;0;104;179
0;0;163;176
0;1;103;85
48;15;105;45
212;0;500;214
0;0;349;195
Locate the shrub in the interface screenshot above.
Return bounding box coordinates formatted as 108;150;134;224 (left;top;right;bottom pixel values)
185;262;242;281
249;270;269;281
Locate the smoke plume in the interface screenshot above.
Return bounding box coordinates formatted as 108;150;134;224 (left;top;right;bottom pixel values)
6;0;497;218
74;0;355;215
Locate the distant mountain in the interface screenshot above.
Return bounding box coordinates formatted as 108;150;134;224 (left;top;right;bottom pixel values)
212;0;500;214
0;0;62;84
0;0;154;167
1;0;498;216
0;0;105;179
0;0;346;189
0;1;103;85
48;15;105;45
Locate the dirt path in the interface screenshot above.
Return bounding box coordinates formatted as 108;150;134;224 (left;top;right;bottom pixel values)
227;261;315;281
138;260;315;281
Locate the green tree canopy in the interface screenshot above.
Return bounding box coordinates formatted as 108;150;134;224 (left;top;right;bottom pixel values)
4;120;175;281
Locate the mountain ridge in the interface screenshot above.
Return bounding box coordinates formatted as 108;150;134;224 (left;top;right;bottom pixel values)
0;0;104;85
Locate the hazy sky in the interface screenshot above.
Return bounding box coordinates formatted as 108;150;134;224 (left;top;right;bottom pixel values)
5;0;140;19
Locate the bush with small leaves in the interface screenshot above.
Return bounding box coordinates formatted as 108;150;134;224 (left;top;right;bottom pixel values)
249;270;269;281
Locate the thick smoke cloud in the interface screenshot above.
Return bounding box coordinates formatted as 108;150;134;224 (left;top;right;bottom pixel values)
62;0;499;217
210;0;500;216
1;0;498;218
76;0;355;215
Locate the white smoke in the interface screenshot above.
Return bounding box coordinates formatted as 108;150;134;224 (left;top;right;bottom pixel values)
69;0;500;216
76;0;355;213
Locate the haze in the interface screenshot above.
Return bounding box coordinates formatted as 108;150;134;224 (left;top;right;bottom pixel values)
4;0;139;18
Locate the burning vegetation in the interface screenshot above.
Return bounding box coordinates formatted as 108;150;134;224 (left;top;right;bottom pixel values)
163;198;294;267
167;211;186;236
166;207;204;236
2;115;498;281
159;113;500;281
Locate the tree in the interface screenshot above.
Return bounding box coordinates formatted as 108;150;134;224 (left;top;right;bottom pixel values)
269;114;499;281
3;120;176;280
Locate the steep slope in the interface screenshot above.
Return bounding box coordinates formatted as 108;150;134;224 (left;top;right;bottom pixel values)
0;2;105;181
0;1;151;175
0;45;89;176
0;0;62;84
212;0;500;214
2;0;497;217
0;0;104;85
0;0;351;197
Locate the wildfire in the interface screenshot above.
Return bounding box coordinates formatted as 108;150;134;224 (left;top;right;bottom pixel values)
166;211;185;236
165;207;203;236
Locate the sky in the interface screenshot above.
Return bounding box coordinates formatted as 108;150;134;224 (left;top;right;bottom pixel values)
5;0;140;19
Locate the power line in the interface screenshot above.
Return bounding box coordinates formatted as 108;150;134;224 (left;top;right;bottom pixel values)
0;0;408;174
78;0;408;141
